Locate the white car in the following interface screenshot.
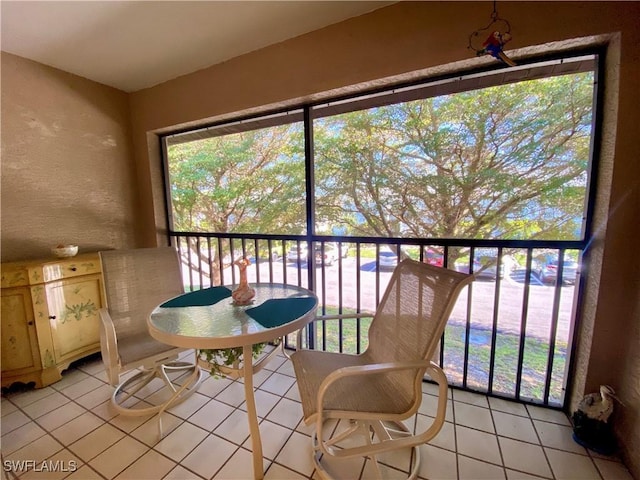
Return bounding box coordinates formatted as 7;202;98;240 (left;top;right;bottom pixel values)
287;244;308;263
454;252;517;280
378;248;399;269
314;244;338;266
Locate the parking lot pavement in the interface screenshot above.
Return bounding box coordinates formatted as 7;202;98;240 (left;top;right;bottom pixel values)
507;268;546;286
187;258;576;342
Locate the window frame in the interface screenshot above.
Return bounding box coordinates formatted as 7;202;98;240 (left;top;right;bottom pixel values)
160;48;603;251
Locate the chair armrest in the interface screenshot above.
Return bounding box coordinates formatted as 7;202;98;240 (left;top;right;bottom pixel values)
292;313;372;351
423;363;449;434
282;313;364;359
99;308;121;386
287;314;372;354
316;359;433;430
325;359;432;379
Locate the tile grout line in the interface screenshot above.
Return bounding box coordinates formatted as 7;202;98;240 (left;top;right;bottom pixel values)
485;394;509;479
260;372;318;479
527;403;559;480
450;391;461;480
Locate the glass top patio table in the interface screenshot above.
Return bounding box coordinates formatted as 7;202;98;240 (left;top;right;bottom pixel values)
147;282;318;480
148;283;318;350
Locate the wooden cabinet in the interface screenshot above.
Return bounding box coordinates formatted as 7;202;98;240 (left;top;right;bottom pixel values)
1;253;104;388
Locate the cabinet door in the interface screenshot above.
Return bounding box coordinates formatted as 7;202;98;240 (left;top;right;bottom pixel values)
1;287;40;373
45;274;103;363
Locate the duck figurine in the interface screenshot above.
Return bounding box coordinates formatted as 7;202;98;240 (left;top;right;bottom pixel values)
231;257;256;305
571;385;621;455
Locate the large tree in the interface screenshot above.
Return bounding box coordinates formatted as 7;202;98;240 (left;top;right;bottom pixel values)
167;71;594;256
168;124;307;282
168;123;306;234
314;72;593;240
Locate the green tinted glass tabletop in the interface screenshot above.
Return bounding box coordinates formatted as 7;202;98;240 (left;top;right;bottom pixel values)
148;283;318;350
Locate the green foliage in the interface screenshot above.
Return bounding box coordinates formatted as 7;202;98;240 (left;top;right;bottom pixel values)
168;123;306;234
167;72;594;242
198;343;266;379
314;72;594;240
60;300;98;323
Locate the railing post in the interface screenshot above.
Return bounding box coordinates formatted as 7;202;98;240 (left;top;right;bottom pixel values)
304;106;316;350
167;232;585;407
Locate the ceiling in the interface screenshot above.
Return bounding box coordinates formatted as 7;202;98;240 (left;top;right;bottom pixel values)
1;1;393;93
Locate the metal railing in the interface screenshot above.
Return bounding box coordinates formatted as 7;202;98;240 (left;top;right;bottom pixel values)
171;231;585;408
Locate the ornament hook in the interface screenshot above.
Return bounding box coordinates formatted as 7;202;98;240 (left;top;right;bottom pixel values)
468;1;516;67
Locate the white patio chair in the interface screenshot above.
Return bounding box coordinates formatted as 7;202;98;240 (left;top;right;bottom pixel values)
291;258;474;479
99;247;204;416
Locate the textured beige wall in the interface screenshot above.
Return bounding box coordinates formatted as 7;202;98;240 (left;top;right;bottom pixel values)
120;2;634;475
1;53;139;262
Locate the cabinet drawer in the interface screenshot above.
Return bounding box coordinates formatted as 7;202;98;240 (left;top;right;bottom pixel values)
39;256;101;282
1;253;101;286
1;264;31;288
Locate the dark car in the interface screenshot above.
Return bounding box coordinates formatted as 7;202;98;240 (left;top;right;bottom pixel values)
534;255;579;285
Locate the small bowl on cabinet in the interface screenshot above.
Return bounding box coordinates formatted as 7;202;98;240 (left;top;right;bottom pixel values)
51;245;79;258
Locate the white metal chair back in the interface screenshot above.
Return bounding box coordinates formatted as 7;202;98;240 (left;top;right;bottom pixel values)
365;259;470;405
101;247;184;340
291;258;474;479
99;247;202;418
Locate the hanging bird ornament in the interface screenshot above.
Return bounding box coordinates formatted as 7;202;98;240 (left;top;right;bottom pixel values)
468;1;516;67
571;385;622;455
481;31;516;66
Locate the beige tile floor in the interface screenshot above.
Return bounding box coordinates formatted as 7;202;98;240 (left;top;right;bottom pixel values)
1;351;634;480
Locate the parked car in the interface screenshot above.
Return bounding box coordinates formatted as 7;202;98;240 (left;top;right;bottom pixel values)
454;251;515;280
287;244;308;263
423;247;444;267
258;247;282;262
378;248;399;269
534;254;579;285
335;242;350;258
314;244;339;266
455;259;497;279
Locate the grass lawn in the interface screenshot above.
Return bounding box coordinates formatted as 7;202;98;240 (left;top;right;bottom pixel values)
441;323;567;405
304;307;567;406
